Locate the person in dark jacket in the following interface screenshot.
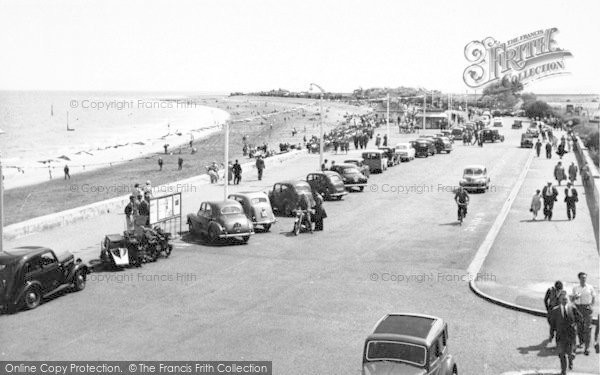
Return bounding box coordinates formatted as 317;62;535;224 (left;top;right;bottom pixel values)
233;160;242;184
564;182;578;220
256;156;265;180
549;291;581;375
546;142;553;159
535;139;542;157
542;182;558;220
545;280;564;340
312;193;327;231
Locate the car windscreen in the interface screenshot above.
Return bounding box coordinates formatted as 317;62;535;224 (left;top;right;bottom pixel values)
464;168;483;176
250;197;268;204
343;167;360;174
366;341;426;367
363;153;380;159
395;145;408;150
295;184;312;193
328;174;343;184
221;205;242;214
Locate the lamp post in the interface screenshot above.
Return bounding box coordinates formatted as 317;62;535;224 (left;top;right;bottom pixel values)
309;83;325;170
386;93;390;143
422;94;426;130
223;119;230;201
0;129;4;252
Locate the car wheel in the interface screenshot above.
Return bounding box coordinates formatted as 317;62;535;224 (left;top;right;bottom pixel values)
241;235;250;244
208;228;219;243
23;286;42;310
73;270;86;291
263;224;271;232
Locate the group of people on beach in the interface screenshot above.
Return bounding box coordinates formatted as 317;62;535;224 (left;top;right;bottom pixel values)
543;272;598;374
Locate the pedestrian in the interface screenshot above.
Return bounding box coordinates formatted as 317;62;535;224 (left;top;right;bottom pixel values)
554;161;566;186
63;164;70;179
321;159;328;171
530;189;542;220
564;182;578;220
144;180;153;198
139;192;151;226
542;181;558;220
233;160;242;184
133;183;142;197
557;143;566;159
535;139;542;157
383;134;388;147
163;144;169;154
227;161;233;183
572;272;596;355
375;134;381;147
178;157;183;170
48;165;52;180
568;162;578;184
581;163;591;186
545;280;564;340
329;160;336;171
546;142;553;159
312;192;327;231
256;155;265;181
124;195;136;231
158;157;163;171
549;290;581;375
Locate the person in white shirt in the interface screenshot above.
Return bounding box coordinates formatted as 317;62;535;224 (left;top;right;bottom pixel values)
572;272;596;355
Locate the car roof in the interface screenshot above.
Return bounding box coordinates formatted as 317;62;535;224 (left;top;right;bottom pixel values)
0;246;52;263
464;164;486;170
274;180;311;188
205;199;242;209
333;163;358;169
229;191;267;199
367;313;445;347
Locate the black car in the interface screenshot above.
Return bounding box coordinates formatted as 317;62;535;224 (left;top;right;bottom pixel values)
330;163;368;192
414;139;436;157
0;246;88;312
512;120;522;129
481;129;505;143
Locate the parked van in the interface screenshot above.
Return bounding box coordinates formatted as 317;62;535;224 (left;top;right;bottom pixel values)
361;150;388;173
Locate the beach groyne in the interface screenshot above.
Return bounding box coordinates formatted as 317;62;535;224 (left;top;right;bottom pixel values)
4;149;304;241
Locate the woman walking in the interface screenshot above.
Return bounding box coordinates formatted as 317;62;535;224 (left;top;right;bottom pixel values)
313;193;327;231
530;189;542;220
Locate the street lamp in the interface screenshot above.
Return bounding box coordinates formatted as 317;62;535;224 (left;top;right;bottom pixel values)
309;83;325;170
223;119;230;201
0;128;5;252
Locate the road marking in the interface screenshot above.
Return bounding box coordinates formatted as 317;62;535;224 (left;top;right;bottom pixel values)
467;150;534;276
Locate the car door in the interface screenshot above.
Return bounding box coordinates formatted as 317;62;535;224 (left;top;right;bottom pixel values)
38;252;64;293
200;204;213;234
427;336;442;375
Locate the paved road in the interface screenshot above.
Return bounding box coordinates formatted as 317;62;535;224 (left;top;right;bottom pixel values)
1;119;598;374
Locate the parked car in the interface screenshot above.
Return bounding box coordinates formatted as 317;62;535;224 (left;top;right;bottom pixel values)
520;132;535;148
0;246;87;312
378;147;401;166
187;200;254;243
414;139;436;158
307;171;348;200
361;150;388;173
362;313;457;375
330;163;368;192
512;120;522;129
344;158;370;178
433;136;453;153
459;165;490;192
481;129;504;143
492;118;503;127
268;180;316;216
450;127;464;141
228;191;276;232
394;143;416;161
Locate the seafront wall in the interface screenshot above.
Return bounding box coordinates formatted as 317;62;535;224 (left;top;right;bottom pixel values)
4;149;304;240
574;136;599;251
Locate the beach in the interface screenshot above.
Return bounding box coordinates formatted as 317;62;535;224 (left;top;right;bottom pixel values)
2;94;369;225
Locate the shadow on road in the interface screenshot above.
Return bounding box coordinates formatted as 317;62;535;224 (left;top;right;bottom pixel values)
439;222;461;226
180;233;249;247
517;338;556;357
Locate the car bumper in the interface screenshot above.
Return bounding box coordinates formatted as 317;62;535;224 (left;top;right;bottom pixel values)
344;182;367;187
253;219;276;225
219;231;254;238
460;182;487;190
329;191;348;197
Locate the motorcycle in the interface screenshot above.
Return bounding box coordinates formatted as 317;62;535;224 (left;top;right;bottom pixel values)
153;226;173;258
292;209;314;235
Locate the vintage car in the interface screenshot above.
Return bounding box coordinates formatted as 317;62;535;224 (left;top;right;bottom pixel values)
100;233;140;268
492;118;503;127
330;163;368;192
378;147;401;166
344;158;370;178
520;132;535;148
268;180;316;216
511;120;522;129
450;127;464;141
362;313;457;375
394;143;416;162
361;150;388;173
228;191;276;232
481;129;504;143
414;139;436;158
307;171;348;200
459;165;490;192
433;136;453;153
187;200;254;243
0;246;87;312
524;121;539;137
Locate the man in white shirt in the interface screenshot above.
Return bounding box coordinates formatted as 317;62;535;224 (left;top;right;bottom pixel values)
572;272;596;355
564;182;578;220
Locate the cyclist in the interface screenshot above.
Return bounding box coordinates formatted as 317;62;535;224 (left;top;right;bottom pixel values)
454;186;470;222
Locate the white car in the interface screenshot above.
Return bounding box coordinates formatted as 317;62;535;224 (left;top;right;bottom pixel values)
394;143;415;162
459;165;490;193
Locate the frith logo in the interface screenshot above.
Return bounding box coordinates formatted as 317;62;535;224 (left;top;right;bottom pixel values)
463;27;573;89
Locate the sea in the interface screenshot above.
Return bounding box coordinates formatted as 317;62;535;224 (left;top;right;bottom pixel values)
0;91;229;189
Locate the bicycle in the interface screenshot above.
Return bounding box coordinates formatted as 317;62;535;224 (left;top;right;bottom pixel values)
457;203;468;225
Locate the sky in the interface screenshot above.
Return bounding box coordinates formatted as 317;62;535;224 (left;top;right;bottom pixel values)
0;0;598;94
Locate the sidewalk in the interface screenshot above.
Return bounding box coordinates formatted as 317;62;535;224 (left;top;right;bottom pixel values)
476;137;599;316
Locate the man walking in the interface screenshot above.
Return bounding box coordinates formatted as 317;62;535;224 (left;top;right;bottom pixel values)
255;155;265;181
564;182;578;220
158;157;163;171
545;281;564;340
546;141;553;159
178;157;183;170
321;159;328;172
554;161;566;186
64;164;70;179
535;139;542;157
233;160;242;185
572;272;596;355
568;162;578;184
124;195;137;231
542;182;558;220
549;290;581;375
